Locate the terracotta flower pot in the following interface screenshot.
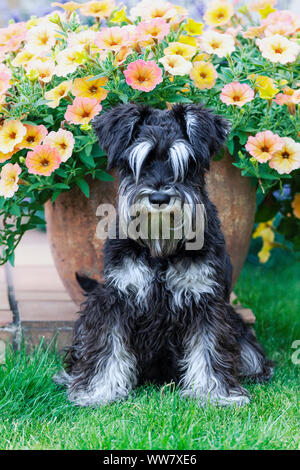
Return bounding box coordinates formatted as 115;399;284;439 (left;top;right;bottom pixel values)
45;151;256;305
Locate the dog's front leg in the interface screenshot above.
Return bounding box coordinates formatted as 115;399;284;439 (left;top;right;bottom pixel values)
55;286;138;407
179;297;250;407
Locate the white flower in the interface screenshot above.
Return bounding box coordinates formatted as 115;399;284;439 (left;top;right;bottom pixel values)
257;34;300;65
200;30;235;58
159;54;192;76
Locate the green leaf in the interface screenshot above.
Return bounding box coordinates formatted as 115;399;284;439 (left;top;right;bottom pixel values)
79;152;95;168
8;251;15;267
76;178;90;198
52;183;70;190
43;115;54;125
9;205;21;217
95;169;114;181
51;191;61;203
55;168;68;178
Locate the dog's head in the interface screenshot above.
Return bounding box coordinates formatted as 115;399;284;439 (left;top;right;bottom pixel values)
93;104;229;257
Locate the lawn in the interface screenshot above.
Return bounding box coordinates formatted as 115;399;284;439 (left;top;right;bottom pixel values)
0;252;299;450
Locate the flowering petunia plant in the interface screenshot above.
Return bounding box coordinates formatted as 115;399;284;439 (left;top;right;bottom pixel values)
0;0;299;265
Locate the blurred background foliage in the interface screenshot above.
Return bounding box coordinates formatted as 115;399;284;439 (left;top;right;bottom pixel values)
0;0;297;26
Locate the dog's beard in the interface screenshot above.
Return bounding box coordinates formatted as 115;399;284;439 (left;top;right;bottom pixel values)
119;196;191;257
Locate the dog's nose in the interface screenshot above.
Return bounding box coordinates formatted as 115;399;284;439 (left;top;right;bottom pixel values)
149;192;171;205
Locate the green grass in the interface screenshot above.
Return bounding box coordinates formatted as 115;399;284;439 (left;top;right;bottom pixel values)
0;252;299;450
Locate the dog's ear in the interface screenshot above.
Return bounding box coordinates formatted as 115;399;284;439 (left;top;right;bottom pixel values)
93;104;150;170
172;104;230;170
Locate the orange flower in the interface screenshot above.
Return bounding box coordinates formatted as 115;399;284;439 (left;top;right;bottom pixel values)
18;124;48;150
80;0;115;18
0;149;16;164
242;25;266;39
95;27;130;52
136;19;170;42
51;2;81;13
274;87;300;115
124;59;163;92
220;82;254;107
65;97;102;125
72;76;108;101
245;131;282;163
291;194;300;219
25;144;61;176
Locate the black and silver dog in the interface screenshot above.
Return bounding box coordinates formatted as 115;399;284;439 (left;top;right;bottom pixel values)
55;103;273;406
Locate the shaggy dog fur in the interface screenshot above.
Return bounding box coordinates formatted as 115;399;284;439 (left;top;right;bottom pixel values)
55;103;273;407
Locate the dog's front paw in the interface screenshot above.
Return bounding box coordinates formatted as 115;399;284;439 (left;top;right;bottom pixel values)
67;385;130;407
209;392;250;407
181;388;250;407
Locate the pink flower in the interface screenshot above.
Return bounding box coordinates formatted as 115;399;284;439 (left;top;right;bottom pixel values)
136;18;170;42
0;68;11;96
245;131;283;163
262;10;300;35
0;22;27;53
65;97;102;125
220;82;254;107
124;59;163;92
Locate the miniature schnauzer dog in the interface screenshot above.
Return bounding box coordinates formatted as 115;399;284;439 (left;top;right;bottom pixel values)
55;103;273;406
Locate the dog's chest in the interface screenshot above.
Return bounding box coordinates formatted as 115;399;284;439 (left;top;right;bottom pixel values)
105;256;217;308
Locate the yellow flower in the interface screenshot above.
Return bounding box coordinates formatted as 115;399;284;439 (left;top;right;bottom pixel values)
26;23;57;54
190;61;218;90
253;221;275;263
11;50;36;68
72;75;108;101
159;55;192;76
292;194;300;219
111;6;130;23
178;35;197;47
184;18;204;36
193;53;211;62
27;59;55;83
45;81;73;108
67;30;97;50
269;137;300;174
248;74;279;100
0;120;27;154
204;1;234;27
55;46;85;77
164;42;196;60
0;163;21;199
43;129;75;162
249;1;276;18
